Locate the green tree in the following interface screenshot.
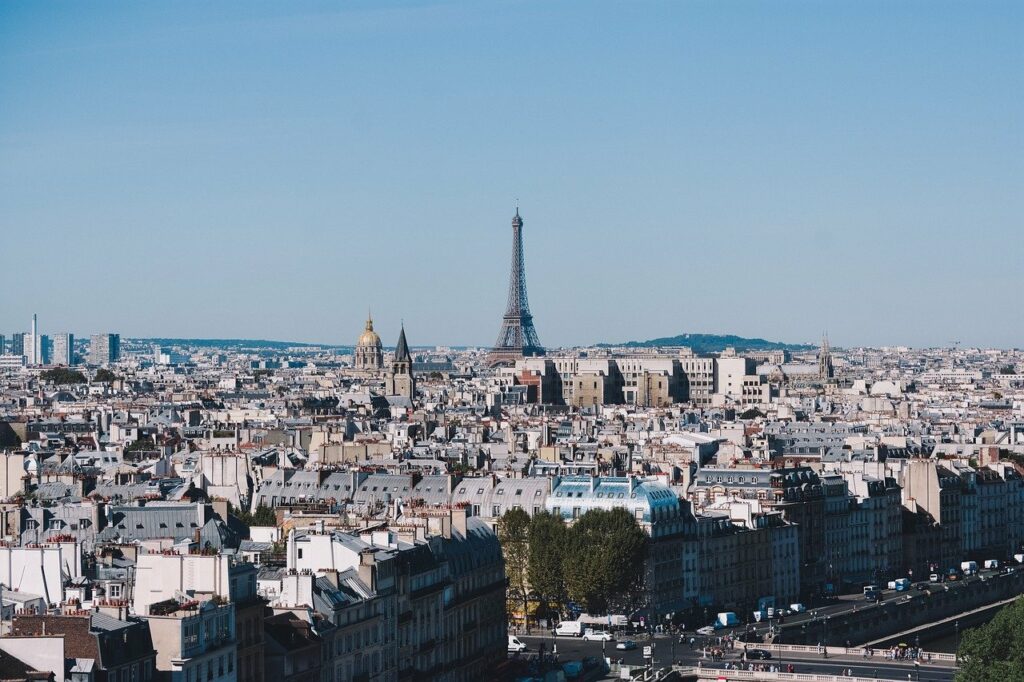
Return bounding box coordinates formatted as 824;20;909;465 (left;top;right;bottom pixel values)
957;597;1024;680
93;368;118;383
562;508;648;614
251;505;276;525
124;437;155;454
40;368;87;384
230;503;276;527
498;508;531;624
527;511;568;620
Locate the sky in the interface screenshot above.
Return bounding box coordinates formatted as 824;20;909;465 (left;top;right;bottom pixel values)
1;1;1021;349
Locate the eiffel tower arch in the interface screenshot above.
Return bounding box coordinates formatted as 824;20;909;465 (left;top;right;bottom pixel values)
488;209;545;366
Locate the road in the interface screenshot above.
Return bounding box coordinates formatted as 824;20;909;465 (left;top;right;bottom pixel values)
514;634;956;680
717;566;1015;645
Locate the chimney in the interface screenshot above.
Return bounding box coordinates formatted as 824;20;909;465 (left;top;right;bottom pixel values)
440;515;452;539
452;506;468;538
357;549;376;591
211;499;229;523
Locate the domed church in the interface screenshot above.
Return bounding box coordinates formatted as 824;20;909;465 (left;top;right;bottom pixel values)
354;313;383;371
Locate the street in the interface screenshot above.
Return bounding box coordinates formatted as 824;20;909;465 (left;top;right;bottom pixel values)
513;634;956;680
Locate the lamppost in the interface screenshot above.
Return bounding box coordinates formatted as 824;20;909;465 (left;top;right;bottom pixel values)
955;620;961;660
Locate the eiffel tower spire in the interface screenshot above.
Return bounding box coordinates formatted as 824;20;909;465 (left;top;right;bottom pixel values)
488;209;544;366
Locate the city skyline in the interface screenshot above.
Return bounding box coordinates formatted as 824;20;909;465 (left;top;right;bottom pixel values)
1;2;1021;348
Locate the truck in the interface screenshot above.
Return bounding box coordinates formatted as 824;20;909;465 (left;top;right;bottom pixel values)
863;585;881;601
554;620;584;637
984;559;999;570
961;561;978;576
716;612;740;629
892;578;910;591
751;596;776;622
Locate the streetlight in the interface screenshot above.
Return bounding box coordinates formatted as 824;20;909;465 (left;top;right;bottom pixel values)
955;620;960;660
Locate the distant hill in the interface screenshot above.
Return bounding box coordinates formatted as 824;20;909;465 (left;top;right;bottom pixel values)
131;338;350;350
600;333;815;354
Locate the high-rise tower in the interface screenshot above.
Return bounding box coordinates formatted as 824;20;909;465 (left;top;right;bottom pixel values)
488;209;544;366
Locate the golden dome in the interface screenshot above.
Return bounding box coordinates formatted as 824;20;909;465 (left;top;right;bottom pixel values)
357;316;382;348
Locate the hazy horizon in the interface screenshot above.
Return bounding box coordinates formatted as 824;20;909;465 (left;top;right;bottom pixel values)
2;2;1021;349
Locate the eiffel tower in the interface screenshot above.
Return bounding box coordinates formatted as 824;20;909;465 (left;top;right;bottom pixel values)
488;209;544;366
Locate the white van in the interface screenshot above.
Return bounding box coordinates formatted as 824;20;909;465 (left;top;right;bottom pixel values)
508;635;527;652
555;621;584;637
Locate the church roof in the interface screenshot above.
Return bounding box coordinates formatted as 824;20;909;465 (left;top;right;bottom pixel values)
394;325;411;363
357;315;382;348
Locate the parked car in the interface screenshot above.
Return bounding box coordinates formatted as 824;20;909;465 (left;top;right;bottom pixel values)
697;626;716;636
582;630;614;642
747;649;773;660
616;640;637;651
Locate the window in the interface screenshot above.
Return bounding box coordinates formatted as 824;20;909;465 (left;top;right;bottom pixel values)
109;584;122;598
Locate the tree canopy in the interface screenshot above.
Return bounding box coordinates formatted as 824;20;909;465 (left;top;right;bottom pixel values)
498;508;531;620
40;367;87;384
562;508;648;614
957;597;1024;681
526;511;568;618
231;503;277;528
493;507;650;621
94;368;118;383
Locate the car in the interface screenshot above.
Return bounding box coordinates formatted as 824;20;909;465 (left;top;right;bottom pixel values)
915;583;930;591
747;649;772;660
697;626;716;636
616;640;637;651
776;608;792;617
582;630;614;642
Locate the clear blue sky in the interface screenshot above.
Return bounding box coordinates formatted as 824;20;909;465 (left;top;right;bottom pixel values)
1;1;1021;349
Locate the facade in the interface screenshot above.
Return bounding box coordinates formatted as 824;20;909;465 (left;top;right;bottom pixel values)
901;459;963;573
90;334;121;365
132;552;263;682
284;509;505;682
144;598;237;682
513;353;773;408
12;611;157;682
9;332;25;356
51;333;74;366
263;612;321;682
690;466;827;599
